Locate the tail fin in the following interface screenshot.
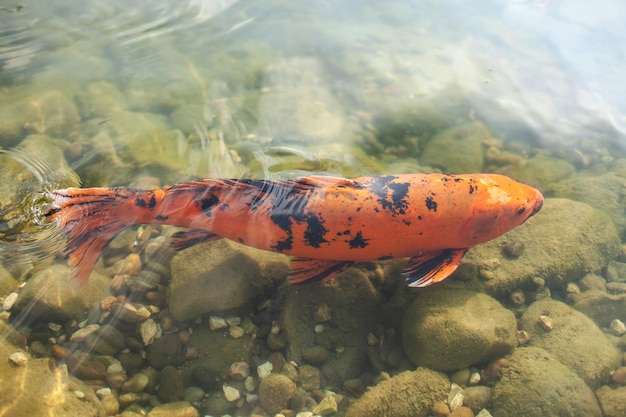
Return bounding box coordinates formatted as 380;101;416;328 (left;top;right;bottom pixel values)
45;187;138;287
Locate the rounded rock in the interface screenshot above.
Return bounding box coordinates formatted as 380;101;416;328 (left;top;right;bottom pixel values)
403;289;517;371
258;373;297;415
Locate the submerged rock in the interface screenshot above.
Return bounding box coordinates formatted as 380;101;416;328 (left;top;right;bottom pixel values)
344;367;449;417
280;268;382;386
491;347;602;417
402;289;517;371
168;239;288;321
455;198;620;297
595;386;626;417
421;121;487;173
258;373;297;416
519;299;621;388
14;264;110;321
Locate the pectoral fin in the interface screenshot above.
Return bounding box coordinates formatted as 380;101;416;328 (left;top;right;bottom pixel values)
288;257;354;284
402;249;468;287
170;229;221;251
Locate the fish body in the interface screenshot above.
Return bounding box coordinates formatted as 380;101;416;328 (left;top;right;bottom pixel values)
45;173;543;287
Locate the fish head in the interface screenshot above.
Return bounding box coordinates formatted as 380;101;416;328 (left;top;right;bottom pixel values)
462;174;543;244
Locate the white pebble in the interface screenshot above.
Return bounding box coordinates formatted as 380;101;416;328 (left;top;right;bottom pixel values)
296;412;314;417
222;384;241;402
2;292;18;311
9;351;27;366
314;324;325;333
229;326;245;339
96;387;112;397
257;361;273;378
609;319;626;336
244;376;256;392
48;322;63;333
107;362;123;374
139;319;161;346
74;390;85;399
225;316;241;326
476;409;494;417
468;371;481;385
245;393;258;404
447;383;464;411
208;315;227;330
70;324;100;342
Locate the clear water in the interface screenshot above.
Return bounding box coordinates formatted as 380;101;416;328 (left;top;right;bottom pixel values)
1;0;625;416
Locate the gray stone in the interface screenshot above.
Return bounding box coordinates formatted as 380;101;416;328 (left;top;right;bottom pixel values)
519;299;621;388
145;333;186;370
454;198;620;297
14;264;110;321
169;239;288;321
491;347;601;417
345;368;449;417
571;289;626;327
403;289;517;371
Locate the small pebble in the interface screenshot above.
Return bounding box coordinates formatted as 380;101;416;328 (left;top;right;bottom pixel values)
223;384;241;402
449;406;475;417
516;330;530;345
431;400;450;417
229;325;245;339
50;344;71;359
565;282;581;295
9;351;27;366
228;361;250;381
538;314;553;331
468;371;481;385
609;319;626;336
611;367;626;385
225;316;241;326
314;324;325;333
2;292;18;311
139;319;161;346
313;304;332;322
502;240;525;258
476;410;494;417
509;290;525;306
244;376;256;392
208;315;227;330
312;393;338;416
257;361;273;378
245;392;259;404
448;383;464;410
302;345;329;364
48;322;63;333
74;390;85;399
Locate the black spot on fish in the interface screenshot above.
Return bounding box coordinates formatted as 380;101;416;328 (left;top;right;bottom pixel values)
417;215;423;220
303;213;328;248
469;184;476;194
378;255;393;260
270;213;294;252
403;219;411;226
154;215;168;221
370;175;410;216
347;231;369;249
135;193;156;209
425;196;437;212
200;194;220;216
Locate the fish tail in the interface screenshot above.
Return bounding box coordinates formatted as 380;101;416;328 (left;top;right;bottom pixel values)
44;187;150;287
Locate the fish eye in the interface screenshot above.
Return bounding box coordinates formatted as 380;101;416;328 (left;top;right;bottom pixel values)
516;206;526;215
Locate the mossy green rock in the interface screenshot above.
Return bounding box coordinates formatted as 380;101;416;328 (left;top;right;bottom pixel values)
344;368;449;417
571;289;626;327
491;347;601;417
519;299;621;388
402;289;517;371
551;172;626;238
506;153;575;191
421;121;487;173
455;198;620;297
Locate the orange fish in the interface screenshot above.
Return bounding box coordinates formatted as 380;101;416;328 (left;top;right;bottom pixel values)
45;173;543;288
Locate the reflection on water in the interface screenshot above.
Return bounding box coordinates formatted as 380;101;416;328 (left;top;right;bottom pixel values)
1;0;626;416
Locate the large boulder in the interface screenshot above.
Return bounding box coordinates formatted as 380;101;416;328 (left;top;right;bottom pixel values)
14;264;110;321
491;347;602;417
421;121;486;173
344;368;449;417
402;289;517;371
168;239;289;321
519;299;621;388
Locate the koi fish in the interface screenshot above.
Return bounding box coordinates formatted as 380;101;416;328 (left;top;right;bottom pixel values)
44;173;543;288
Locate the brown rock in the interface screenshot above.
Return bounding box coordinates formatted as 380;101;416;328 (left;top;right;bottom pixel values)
258;374;297;415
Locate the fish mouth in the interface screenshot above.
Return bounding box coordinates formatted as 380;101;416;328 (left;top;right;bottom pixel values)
531;193;544;216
